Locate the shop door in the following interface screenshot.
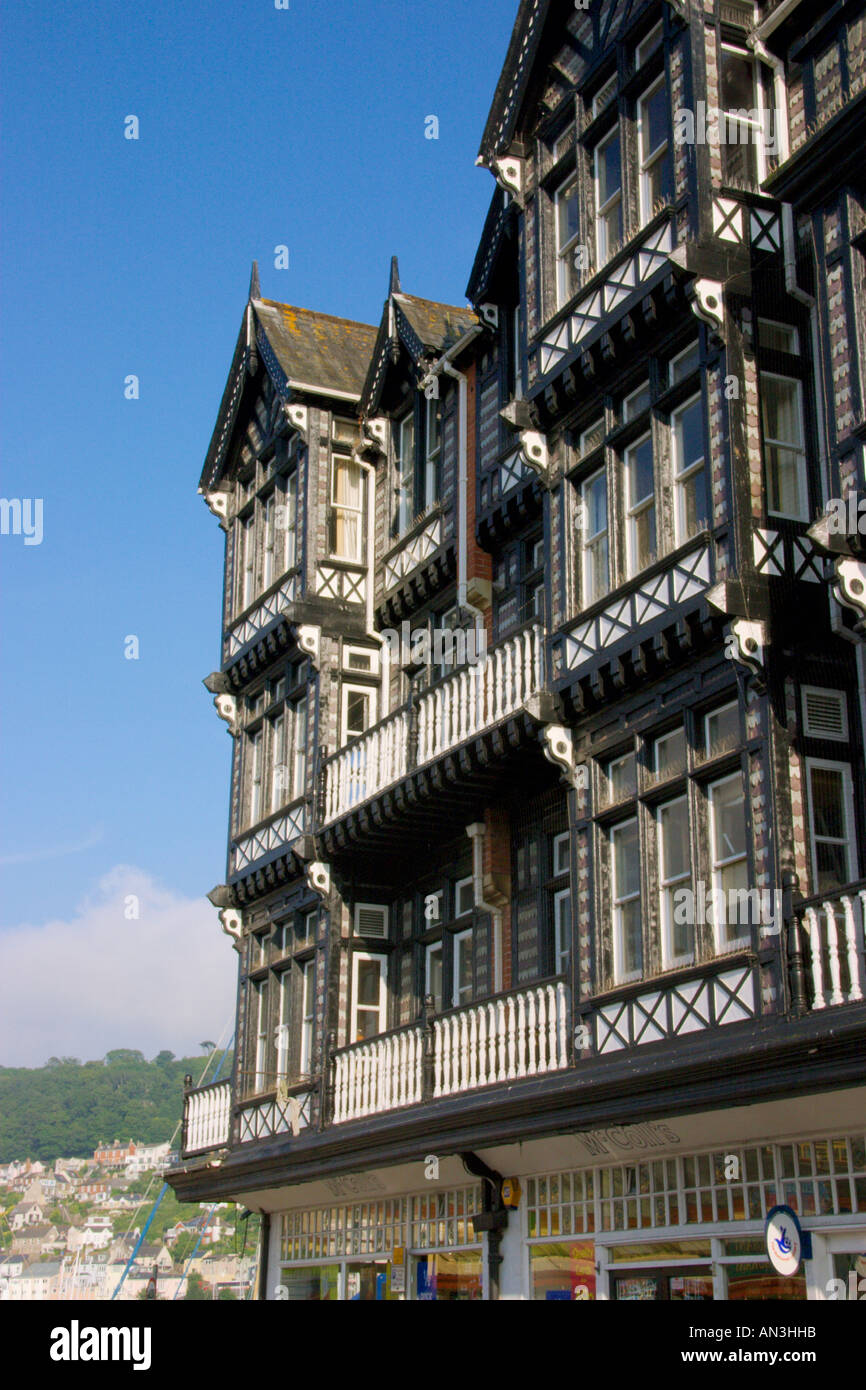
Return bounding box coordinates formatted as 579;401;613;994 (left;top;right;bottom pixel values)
345;1261;394;1301
413;1250;483;1300
611;1267;714;1300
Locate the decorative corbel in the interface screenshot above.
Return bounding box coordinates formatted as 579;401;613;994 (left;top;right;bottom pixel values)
500;399;534;431
214;693;239;735
689;279;725;340
542;726;588;790
202;491;230;526
296;624;321;667
285;403;309;443
305;861;331;898
493;155;524;203
219;907;243;952
726;618;769;688
363;417;388;454
833;557;866;625
520;429;549;479
478;303;499;329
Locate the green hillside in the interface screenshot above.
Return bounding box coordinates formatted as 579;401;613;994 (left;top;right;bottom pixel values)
0;1050;233;1163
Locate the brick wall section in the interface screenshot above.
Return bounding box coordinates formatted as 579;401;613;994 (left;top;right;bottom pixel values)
746;688;770;901
742;348;763;521
708;361;728;528
465;359;493;639
784;679;811;892
703;23;723;188
825;235;856;441
576;826;591;1005
850;14;866;94
671;32;688;202
788;71;806;154
815;40;844;124
483;803;511;991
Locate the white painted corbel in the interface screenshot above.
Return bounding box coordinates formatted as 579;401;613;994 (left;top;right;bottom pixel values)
520;429;549;478
296;624;321;666
542;726;588;789
214;693;239;735
834;557;866;620
203;491;230;524
219;907;243;952
305;861;331;898
493;155;523;201
285;403;309;442
478;303;499;329
689;279;725;336
727;618;768;681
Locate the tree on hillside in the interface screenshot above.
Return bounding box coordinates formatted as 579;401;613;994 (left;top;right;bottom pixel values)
104;1050;146;1065
154;1051;175;1068
199;1041;216;1054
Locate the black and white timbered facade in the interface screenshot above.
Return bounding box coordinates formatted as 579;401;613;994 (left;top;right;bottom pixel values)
168;0;866;1302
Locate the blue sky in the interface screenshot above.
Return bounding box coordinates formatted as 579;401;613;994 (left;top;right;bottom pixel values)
0;0;514;1064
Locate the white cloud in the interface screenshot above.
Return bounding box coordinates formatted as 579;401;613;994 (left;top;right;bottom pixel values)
0;866;237;1067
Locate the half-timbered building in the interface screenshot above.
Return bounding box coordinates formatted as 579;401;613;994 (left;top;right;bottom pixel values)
168;0;866;1302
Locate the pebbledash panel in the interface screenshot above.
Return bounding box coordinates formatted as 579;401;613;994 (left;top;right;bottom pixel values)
268;1135;866;1300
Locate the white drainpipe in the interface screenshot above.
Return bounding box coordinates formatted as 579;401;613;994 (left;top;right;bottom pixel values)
421;324;485;629
781;202;830;507
354;449;390;717
467;822;503;994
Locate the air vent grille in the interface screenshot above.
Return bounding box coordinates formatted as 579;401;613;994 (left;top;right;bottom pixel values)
354;904;388;939
802;687;847;742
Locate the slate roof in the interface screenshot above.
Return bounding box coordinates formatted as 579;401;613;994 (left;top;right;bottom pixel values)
478;0;552;162
252;299;378;399
392;293;478;356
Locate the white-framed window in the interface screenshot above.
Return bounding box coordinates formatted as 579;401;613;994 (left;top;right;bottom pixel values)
669;342;700;385
761;373;807;520
299;959;315;1075
512;304;522;395
269;712;286;814
253;979;269;1091
453;930;474;1008
637;78;669;225
292;693;308;800
350;952;387;1042
705;700;739;754
608;751;637;800
658;797;692;966
239;513;255;612
624;434;656;577
330;454;364;561
719;44;772;186
708;773;750;952
423;397;441;509
341;683;376;744
395;412;416;535
636;21;663;68
455;877;475;918
554;889;571;977
758;319;800;355
275;972;291;1080
805;759;858;895
555;174;581;307
612;819;642;982
343;645;379;675
594;128;623;267
581;468;609;605
579;417;605;456
553;832;570;877
672;395;707;543
624;381;651;422
654;727;686;777
277;470;298;573
591;74;618;120
425;941;443;1013
247;729;263;826
262;493;276;592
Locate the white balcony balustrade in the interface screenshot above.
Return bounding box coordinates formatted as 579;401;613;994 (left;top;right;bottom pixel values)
323;622;544;823
182;1079;232;1156
331;979;569;1124
796;885;866;1010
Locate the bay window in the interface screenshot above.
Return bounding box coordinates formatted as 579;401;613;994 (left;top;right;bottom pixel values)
594;129;623;267
555;174;581;307
719;45;773;186
658;797;692;965
253;979;269;1091
637;79;669;225
425;941;443;1014
708;773;750;952
299;959;315;1075
672;396;707;542
624;435;656;576
805;760;857;894
453;930;474;1008
395;412;416;535
423;397;441;509
329;454;364;561
761;373;808;520
247;729;263;826
612;818;642;981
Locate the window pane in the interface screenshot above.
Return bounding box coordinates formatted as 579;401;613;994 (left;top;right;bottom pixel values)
557;179;580;248
659;799;689;881
598;133;622;204
712;777;746;863
810;766;846;839
640;84;668;157
628;437;654;504
655;728;685;775
706;703;739;751
613;821;640;898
